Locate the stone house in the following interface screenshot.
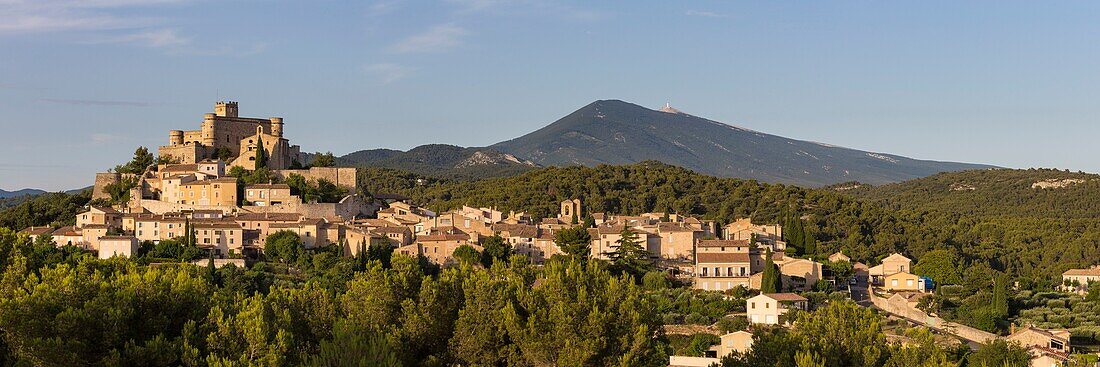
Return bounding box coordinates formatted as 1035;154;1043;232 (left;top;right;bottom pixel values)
869;253;912;285
98;236;139;259
1061;266;1100;294
746;293;807;325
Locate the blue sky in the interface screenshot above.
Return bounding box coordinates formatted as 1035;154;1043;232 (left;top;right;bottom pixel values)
3;1;1100;191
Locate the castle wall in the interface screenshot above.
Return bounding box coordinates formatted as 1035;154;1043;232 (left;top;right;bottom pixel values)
92;172;121;200
182;130;203;145
210;117;275;156
242;194;372;220
138;199;239;215
158;144;206;165
274;167;358;190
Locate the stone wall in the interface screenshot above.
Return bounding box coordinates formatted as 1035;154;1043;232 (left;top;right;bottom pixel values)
92;172;121;200
242;194;374;220
274;167;358;190
190;258;247;268
138;199;239;215
870;293;998;345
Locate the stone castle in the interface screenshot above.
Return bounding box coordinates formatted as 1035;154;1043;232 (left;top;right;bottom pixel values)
158;101;301;170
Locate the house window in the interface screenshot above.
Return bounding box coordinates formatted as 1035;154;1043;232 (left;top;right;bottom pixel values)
702;268;708;276
751;302;755;309
906;279;914;287
891;279;899;287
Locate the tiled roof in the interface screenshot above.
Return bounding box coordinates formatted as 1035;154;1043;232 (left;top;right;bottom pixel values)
697;252;751;263
234;212;301;221
372;226;409;234
245;183;290;189
1063;268;1100;276
90;205;120;214
19;226;54;235
764;293;808;302
417;234;468;242
698;239;750;248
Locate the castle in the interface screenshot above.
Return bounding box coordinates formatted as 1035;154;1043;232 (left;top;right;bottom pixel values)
158;101;301;170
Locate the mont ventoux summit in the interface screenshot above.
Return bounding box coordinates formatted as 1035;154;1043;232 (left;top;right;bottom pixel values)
340;99;992;187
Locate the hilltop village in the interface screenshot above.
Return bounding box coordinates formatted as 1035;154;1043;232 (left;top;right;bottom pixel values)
13;102;1097;367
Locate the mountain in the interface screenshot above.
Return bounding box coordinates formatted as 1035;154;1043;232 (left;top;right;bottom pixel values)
491;100;993;187
0;189;45;199
339;144;537;180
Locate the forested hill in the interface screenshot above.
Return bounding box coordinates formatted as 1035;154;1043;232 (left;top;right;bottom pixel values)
360;163;1100;284
338;144;536;180
844;168;1100;219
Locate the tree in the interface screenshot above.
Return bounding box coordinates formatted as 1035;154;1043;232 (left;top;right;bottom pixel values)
913;249;962;285
791;301;889;367
206;252;217;285
479;235;511;267
967;339;1030;367
554;226;592;258
606;228;651;277
365;241;394;268
582;214;596;228
265;230;304;264
991;273;1010;320
452;245;481;265
311;152;336;168
304;324;400;367
255;136;268;169
1088;282;1100;303
115;146;155;174
761;248;781;293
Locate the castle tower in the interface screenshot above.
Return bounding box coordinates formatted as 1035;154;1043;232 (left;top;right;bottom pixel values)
214;101;238;117
270;117;283;138
201;113;216;147
169;130;184;146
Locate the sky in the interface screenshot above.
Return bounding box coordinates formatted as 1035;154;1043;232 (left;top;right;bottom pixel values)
2;0;1100;191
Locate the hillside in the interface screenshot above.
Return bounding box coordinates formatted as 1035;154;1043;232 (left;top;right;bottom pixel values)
358;162;1100;283
491;100;992;187
845;168;1100;219
339;144;536;180
0;188;45;199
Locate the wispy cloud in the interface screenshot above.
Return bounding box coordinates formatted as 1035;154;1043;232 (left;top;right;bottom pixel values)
363;63;415;84
90;133;121;144
390;24;469;53
365;0;403;17
685;10;728;19
40;98;153;107
0;0;179;35
94;28;191;47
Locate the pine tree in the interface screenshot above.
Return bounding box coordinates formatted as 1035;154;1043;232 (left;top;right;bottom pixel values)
607;228;651;277
761;248;782;293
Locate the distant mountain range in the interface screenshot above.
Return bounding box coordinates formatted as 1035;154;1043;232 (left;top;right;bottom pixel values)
489;100;993;186
338;144;537;180
0;189;46;199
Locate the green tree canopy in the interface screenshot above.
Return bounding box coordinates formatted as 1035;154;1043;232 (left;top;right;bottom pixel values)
554;226;592;258
912;249;962;285
266;230;304;264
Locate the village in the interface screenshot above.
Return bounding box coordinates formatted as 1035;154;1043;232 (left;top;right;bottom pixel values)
16;102;1097;367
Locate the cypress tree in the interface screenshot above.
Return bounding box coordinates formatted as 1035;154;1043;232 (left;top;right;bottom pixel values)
761;248;781;293
255;136;267;169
